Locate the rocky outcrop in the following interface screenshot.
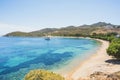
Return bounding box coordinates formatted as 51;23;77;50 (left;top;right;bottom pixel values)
79;71;120;80
90;72;120;80
78;71;120;80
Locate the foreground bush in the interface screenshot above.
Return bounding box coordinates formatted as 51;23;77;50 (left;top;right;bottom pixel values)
24;69;65;80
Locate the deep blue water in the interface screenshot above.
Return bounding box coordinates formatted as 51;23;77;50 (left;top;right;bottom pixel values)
0;37;100;80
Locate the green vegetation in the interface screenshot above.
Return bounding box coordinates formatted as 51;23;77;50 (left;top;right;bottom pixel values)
90;32;117;42
107;38;120;59
24;69;65;80
90;32;120;59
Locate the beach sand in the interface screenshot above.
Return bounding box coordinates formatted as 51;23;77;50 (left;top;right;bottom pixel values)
65;39;120;80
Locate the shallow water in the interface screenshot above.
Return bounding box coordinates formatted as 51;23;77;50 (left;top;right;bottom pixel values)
0;37;100;80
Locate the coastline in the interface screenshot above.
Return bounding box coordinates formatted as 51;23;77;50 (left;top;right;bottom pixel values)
64;39;120;80
51;37;101;77
49;37;110;80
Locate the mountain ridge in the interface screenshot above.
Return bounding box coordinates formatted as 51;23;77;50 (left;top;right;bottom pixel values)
4;22;120;37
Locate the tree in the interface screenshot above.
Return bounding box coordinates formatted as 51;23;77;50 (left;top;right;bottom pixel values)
107;42;120;59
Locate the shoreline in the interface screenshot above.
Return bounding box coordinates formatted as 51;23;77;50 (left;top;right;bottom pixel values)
65;39;109;80
65;37;109;80
51;37;101;78
64;39;120;80
49;37;111;80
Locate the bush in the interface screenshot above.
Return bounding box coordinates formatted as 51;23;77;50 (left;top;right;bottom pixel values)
112;38;120;43
107;42;120;59
24;69;65;80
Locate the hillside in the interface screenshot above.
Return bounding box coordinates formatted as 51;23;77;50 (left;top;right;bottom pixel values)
4;22;120;37
4;31;31;37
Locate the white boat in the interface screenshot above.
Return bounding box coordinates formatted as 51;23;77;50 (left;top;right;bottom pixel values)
45;36;50;40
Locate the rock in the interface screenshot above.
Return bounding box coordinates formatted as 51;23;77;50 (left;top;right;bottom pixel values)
90;72;108;80
89;71;120;80
107;71;120;80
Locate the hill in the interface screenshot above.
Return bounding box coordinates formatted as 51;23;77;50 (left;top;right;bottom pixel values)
4;22;120;37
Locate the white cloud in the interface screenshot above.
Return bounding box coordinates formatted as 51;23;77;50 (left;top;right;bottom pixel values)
0;23;41;36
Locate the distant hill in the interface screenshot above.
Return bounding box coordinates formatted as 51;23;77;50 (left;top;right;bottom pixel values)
29;28;58;37
4;22;120;37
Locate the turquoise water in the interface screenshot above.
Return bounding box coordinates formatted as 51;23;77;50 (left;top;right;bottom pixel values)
0;37;100;80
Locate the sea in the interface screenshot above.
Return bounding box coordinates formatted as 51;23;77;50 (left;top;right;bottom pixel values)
0;37;101;80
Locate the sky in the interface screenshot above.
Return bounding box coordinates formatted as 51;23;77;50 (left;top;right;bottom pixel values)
0;0;120;35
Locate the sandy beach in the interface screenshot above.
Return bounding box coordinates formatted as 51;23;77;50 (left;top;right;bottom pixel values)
65;39;120;80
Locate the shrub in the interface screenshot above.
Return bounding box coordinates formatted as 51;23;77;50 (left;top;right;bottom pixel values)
107;42;120;59
24;69;65;80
